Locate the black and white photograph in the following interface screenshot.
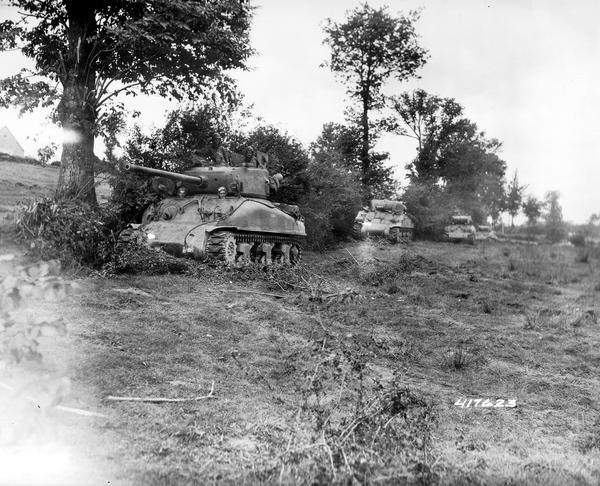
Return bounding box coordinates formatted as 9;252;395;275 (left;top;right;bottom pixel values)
0;0;598;484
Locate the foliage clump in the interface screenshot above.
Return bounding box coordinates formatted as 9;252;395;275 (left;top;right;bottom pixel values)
0;259;74;365
12;198;116;268
393;90;507;236
103;241;196;276
299;160;363;250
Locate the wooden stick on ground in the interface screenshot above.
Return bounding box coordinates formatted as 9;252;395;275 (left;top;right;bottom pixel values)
345;248;360;265
226;290;285;299
106;381;216;403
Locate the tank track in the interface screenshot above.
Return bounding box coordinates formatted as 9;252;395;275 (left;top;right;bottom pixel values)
206;230;303;265
389;227;413;244
352;222;364;240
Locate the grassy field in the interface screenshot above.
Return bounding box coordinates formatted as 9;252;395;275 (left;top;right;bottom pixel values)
0;159;59;221
1;163;599;484
22;240;596;485
0;159;111;225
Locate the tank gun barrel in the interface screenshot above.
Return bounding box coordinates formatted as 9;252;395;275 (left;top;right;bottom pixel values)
125;163;204;185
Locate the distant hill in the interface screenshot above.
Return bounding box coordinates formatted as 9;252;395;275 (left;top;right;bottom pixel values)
0;159;112;224
0;151;42;166
0;159;58;222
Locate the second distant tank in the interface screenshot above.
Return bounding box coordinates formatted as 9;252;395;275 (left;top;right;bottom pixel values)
444;215;476;244
352;199;415;243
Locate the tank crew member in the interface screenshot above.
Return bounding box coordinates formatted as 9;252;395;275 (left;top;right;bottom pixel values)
217;186;227;198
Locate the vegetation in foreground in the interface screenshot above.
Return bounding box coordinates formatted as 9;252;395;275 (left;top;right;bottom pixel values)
11;238;596;485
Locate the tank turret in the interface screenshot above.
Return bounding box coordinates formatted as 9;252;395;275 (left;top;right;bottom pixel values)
125;162;283;199
120;149;305;265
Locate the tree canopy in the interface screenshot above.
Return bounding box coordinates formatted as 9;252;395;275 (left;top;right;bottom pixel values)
0;0;253;203
323;3;427;198
522;196;544;228
393;89;507;228
505;171;526;226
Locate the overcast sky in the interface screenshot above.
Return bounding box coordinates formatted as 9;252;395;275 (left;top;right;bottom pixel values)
0;0;598;223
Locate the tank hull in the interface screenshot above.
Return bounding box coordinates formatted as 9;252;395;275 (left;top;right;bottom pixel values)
353;202;415;243
444;216;477;244
122;194;305;264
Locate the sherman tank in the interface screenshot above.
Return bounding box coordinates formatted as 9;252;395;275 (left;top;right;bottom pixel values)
444;215;476;244
352;199;415;243
119;153;305;265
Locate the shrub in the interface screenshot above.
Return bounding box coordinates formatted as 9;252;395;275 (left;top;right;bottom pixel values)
440;345;484;370
570;232;587;247
0;259;75;365
575;249;590;263
108;169;160;228
13;198;116;268
103;241;196;275
298;160;362;250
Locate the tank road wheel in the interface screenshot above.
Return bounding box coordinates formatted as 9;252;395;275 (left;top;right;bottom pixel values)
207;232;237;264
257;242;274;265
352;222;364;240
117;227;143;246
272;243;292;265
399;229;413;243
290;243;302;265
389;227;401;244
118;227;135;244
236;242;253;264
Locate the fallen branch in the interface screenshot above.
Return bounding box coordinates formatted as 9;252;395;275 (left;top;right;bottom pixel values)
345;248;360;265
226;290;285;299
106;381;216;403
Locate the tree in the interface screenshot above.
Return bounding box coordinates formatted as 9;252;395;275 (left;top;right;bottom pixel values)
299;158;363;250
124;103;238;172
310;122;362;172
505;171;526;227
544;190;566;243
391;89;467;183
393;89;507;227
311;122;398;200
230;125;311;204
0;1;253;204
322;4;427;193
522;196;544;228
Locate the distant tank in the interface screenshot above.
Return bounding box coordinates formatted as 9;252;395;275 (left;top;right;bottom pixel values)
444;215;476;244
352;199;415;243
119;150;305;265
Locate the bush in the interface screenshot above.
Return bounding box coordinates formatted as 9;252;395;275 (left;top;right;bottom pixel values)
103;241;196;275
108;169;160;227
298;160;362;250
440;345;485;370
570;232;587;247
12;198;116;268
402;183;454;239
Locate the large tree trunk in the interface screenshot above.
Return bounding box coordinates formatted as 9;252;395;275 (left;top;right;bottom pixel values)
360;96;370;186
55;1;98;205
56;84;97;205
